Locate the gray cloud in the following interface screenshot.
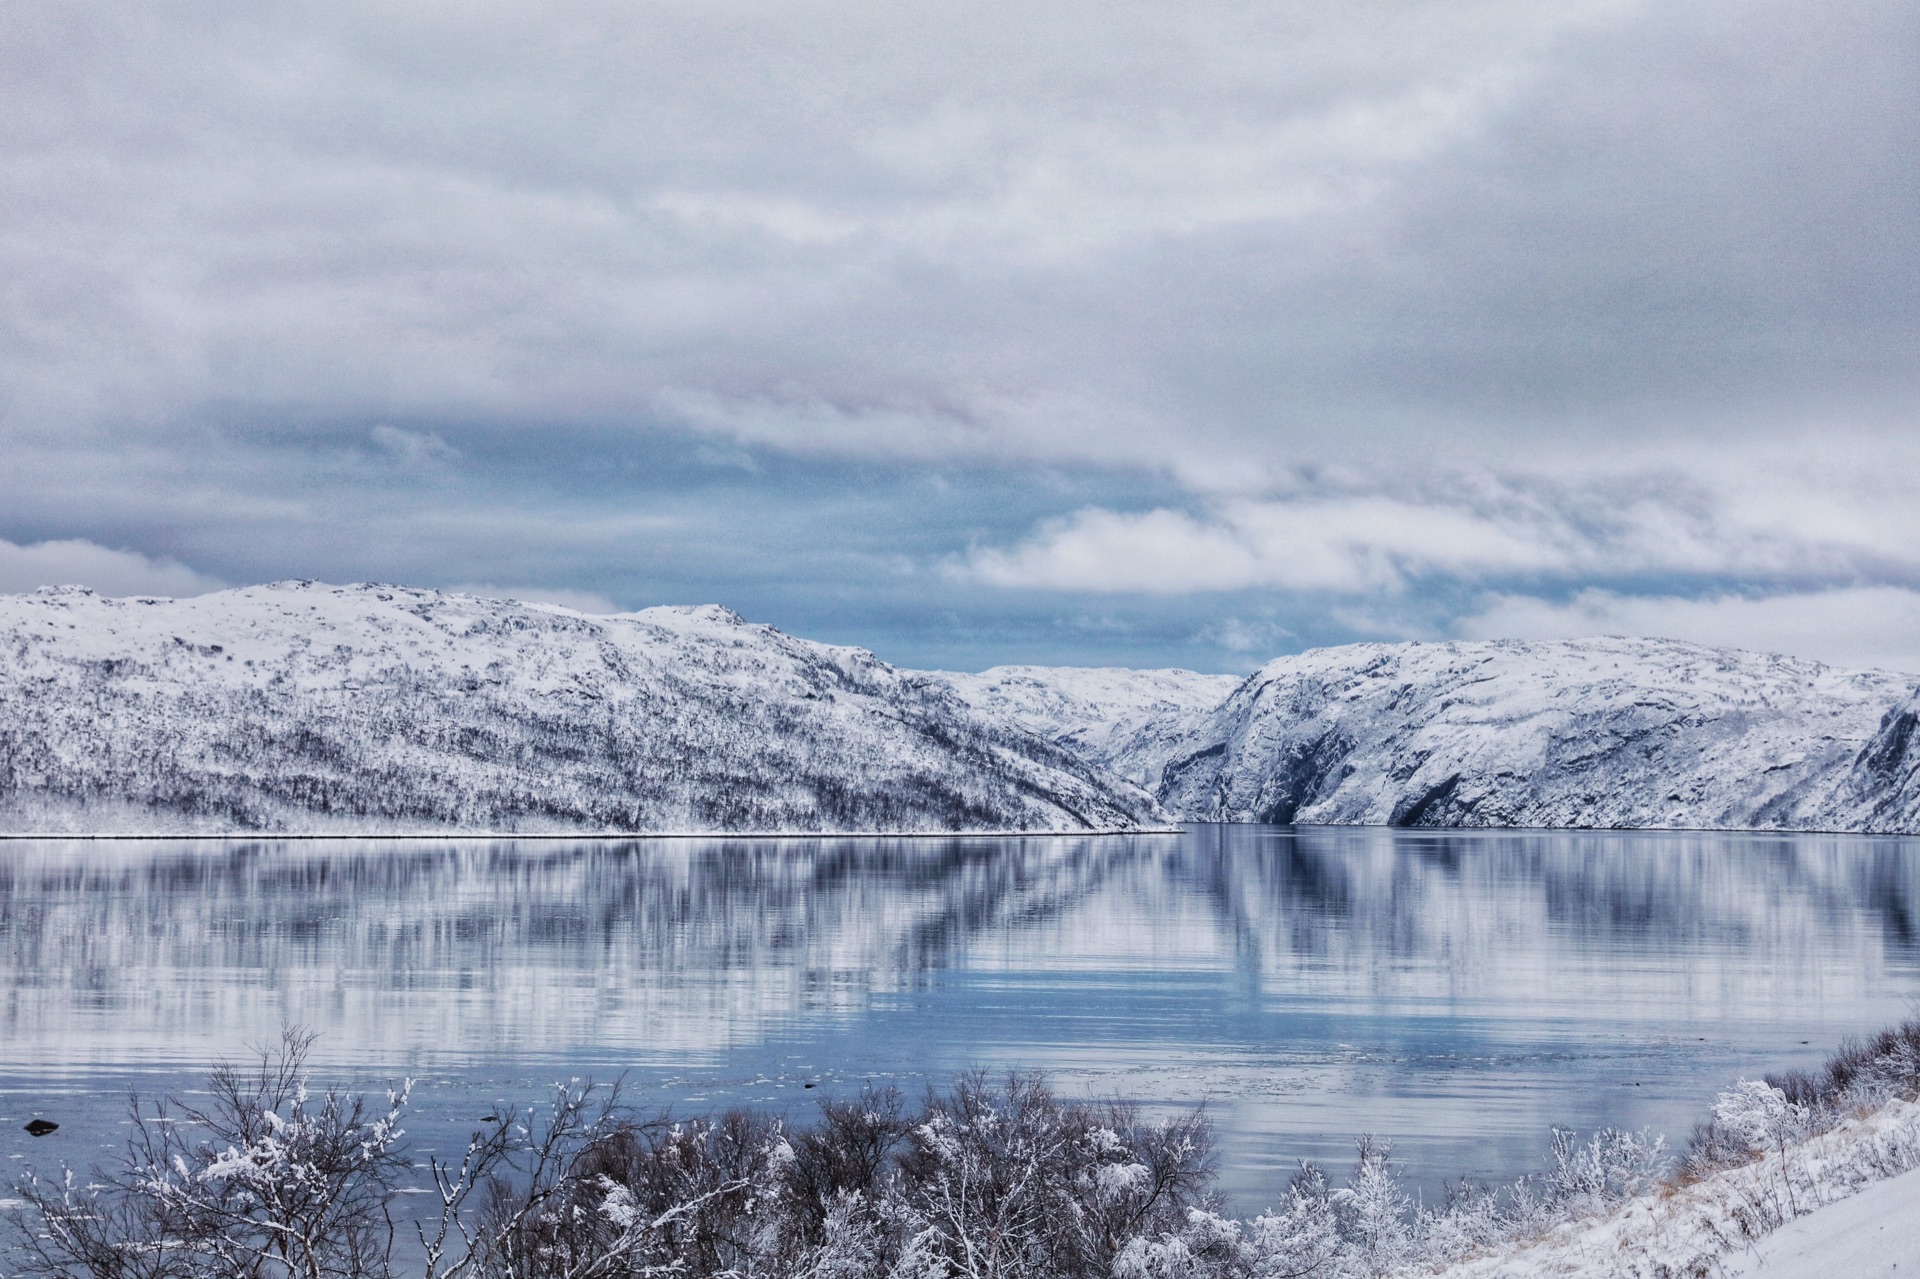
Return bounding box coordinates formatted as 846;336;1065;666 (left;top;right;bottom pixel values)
10;0;1908;451
0;0;1914;668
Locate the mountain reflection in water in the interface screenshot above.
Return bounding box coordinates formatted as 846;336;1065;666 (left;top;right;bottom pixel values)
2;826;1918;1207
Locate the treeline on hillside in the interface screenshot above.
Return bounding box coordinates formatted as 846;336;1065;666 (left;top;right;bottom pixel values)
0;673;1136;832
12;1024;1920;1279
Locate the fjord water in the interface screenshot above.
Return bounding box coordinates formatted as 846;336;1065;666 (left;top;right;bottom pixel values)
2;826;1918;1209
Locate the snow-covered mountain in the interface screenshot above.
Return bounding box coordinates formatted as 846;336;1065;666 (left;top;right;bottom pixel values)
9;583;1920;835
0;583;1158;834
1145;637;1920;832
930;665;1240;788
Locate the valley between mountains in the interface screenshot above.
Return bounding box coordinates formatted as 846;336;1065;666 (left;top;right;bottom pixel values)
4;581;1919;835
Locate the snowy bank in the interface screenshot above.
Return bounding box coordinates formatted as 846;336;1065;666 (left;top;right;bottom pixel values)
1436;1097;1920;1278
1723;1163;1920;1277
1110;1020;1920;1278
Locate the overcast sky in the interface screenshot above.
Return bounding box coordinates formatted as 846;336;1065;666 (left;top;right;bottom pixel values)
3;0;1917;672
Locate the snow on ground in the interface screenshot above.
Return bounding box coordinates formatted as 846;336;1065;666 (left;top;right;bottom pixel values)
11;581;1920;834
1440;1098;1920;1278
935;639;1920;833
1722;1164;1920;1278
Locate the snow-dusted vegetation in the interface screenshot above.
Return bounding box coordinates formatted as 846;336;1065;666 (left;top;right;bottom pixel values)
13;1024;1920;1278
6;1032;1219;1279
1427;1022;1920;1278
0;584;1155;834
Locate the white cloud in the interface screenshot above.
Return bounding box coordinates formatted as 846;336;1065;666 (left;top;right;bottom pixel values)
958;444;1920;602
964;507;1273;593
1196;615;1296;656
0;539;223;598
1456;587;1920;676
370;425;459;466
961;490;1644;594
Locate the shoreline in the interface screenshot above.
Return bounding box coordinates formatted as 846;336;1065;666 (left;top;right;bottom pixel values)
4;820;1920;840
0;826;1189;841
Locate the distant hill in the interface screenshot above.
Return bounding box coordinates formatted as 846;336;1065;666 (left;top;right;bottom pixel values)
928;665;1241;789
0;583;1156;834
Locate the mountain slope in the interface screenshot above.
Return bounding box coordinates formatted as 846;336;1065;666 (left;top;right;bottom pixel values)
0;583;1158;834
929;665;1241;787
1151;637;1920;831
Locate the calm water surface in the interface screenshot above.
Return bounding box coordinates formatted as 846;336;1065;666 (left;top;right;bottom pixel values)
2;825;1918;1209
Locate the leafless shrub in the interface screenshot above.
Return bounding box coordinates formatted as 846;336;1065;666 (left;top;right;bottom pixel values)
7;1042;1229;1279
778;1085;909;1267
485;1107;780;1279
8;1028;408;1279
892;1070;1214;1279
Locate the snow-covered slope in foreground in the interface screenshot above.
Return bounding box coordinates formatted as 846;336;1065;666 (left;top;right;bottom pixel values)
0;583;1158;834
1438;1098;1920;1279
1724;1166;1920;1278
931;665;1240;787
1155;637;1920;833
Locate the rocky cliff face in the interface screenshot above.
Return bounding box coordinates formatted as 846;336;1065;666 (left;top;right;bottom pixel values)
1137;638;1920;832
0;583;1157;834
1840;688;1920;832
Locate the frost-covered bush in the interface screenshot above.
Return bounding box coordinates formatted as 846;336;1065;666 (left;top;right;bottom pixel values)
1541;1126;1669;1210
1415;1178;1505;1266
0;1060;1677;1279
1247;1163;1343;1277
6;1046;1218;1279
8;1028;410;1279
1110;1208;1249;1279
891;1071;1214;1278
1710;1081;1808;1154
471;1101;791;1278
1113;1141;1448;1279
1331;1138;1413;1278
1685;1018;1920;1180
1770;1019;1920;1115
